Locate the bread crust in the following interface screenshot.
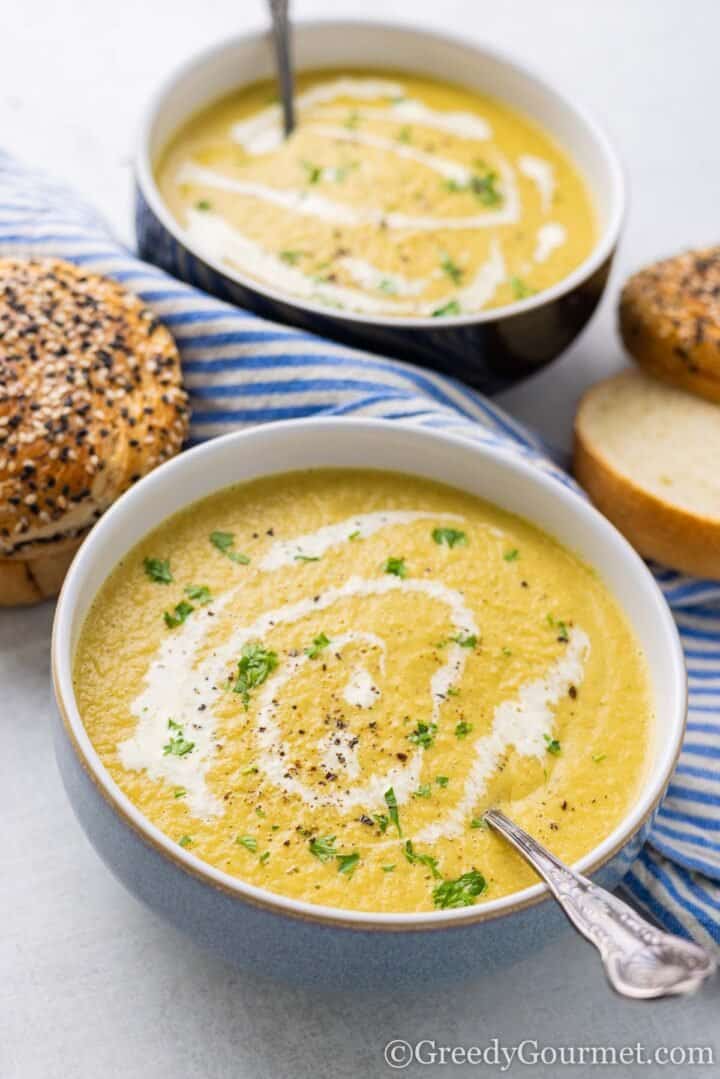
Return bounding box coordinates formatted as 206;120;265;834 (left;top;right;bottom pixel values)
574;388;720;579
0;258;189;605
620;247;720;403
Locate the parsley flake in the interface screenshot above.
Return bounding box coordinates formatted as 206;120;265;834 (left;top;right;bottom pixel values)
233;642;279;708
305;632;330;659
432;300;461;318
178;835;193;847
433;869;487;908
309;835;338;862
384;556;407;578
432;527;467;548
210;530;251;565
440;253;464;284
435;775;449;788
164;599;194;629
413;783;432;799
143;557;173;584
503;548;520;562
294;554;320;563
384;787;402;836
544;734;562;756
195;199;212;211
510;275;535;300
337;852;360;877
236;835;258;852
163;720;195;757
185;584;212;605
403;840;441;879
455;720;473;739
451;633;477;649
408;721;437;749
592;753;607;763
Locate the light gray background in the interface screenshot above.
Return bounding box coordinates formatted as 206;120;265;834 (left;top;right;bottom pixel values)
2;2;718;1077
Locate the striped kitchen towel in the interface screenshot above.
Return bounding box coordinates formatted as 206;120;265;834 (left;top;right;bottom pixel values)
1;149;717;949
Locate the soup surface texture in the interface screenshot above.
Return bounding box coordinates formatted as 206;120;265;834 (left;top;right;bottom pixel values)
157;70;596;318
74;470;651;914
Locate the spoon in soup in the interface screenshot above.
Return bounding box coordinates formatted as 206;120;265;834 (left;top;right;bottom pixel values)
484;808;716;999
267;0;296;137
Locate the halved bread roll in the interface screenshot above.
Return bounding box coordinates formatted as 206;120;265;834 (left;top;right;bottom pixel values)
574;369;720;578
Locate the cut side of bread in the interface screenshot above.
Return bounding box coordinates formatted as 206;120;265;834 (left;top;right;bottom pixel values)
574;369;720;578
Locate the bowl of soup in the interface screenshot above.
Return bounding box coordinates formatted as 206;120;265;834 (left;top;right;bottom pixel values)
52;420;685;987
135;20;625;392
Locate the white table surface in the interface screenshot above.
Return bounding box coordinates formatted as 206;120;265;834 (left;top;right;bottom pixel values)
2;2;719;1076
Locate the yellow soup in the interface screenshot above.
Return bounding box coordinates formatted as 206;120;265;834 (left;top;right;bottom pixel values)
157;70;596;318
74;470;651;914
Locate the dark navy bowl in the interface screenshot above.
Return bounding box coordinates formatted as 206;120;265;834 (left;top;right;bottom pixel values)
52;421;685;988
134;21;625;394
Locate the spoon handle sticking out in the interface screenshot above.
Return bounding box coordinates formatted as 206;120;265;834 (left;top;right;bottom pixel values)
267;0;296;137
484;808;716;1000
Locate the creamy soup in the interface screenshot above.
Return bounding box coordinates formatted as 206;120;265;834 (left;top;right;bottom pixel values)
157;71;596;318
74;471;651;914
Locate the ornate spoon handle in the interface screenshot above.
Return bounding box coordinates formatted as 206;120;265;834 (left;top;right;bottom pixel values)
484;809;716;999
267;0;296;137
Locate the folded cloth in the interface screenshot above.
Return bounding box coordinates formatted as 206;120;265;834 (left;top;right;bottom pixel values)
1;150;717;949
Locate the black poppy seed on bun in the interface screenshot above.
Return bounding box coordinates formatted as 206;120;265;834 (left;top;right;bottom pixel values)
0;257;189;604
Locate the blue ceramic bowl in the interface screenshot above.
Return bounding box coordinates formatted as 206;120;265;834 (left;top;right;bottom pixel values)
134;20;625;394
51;421;685;988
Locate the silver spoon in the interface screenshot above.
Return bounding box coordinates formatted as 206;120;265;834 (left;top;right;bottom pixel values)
484;808;716;999
267;0;296;137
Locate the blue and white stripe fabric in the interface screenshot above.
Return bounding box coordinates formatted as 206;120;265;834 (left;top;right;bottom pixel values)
2;150;717;949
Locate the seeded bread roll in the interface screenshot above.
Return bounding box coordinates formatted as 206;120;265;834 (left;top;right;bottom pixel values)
574;369;720;578
620;247;720;402
0;258;189;605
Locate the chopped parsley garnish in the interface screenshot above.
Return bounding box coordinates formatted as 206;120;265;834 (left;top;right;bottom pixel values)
373;813;389;834
470;169;502;206
309;835;338;862
510;275;535;300
396;126;412;143
302;159;323;184
344;110;360;130
210;530;251;565
233;642;279;707
592;753;607;763
279;249;305;264
173;787;186;799
195;200;212;211
403;840;441;879
502;646;513;657
470;817;487;829
503;548;520;562
259;851;270;864
337;852;360;877
432;869;487;908
435;775;449;788
378;278;397;294
241;764;258;775
440;253;463;284
413;783;432;799
143;557;173;584
383;556;407;578
556;621;570;643
294;554;320;563
384;787;402;836
432;527;467;548
455;720;473;739
446;687;460;697
444;168;503;206
451;633;477;649
348;530;361;540
305;632;330;659
382;864;396;873
163;720;195;757
185;584;212;605
236;835;258;852
164;599;195;629
544;734;562;756
408;721;437;749
178;835;193;847
432;299;461;318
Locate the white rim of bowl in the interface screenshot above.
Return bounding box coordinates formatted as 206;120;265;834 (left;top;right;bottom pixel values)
52;419;686;932
135;17;626;331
